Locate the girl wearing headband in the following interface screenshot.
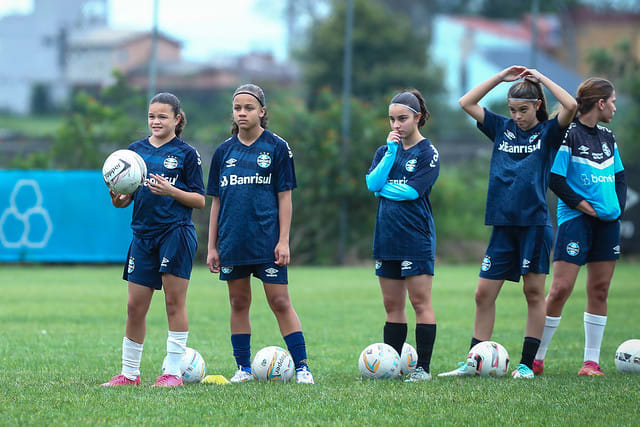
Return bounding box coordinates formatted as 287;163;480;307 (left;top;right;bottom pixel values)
439;66;577;379
534;78;626;376
206;84;314;384
366;89;440;381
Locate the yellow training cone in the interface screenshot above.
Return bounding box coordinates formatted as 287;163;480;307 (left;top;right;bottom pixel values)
201;374;230;385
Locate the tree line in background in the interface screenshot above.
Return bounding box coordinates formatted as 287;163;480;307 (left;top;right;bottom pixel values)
10;0;640;264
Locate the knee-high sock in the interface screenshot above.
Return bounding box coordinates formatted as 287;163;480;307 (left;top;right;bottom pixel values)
121;337;143;380
535;315;561;360
584;312;607;363
165;331;188;376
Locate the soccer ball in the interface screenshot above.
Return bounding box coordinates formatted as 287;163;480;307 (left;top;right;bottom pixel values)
102;149;147;194
400;343;418;375
358;343;401;379
161;347;206;384
466;341;510;377
251;346;295;382
614;339;640;374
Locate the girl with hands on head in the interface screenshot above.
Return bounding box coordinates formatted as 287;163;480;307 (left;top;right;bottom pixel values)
439;65;577;379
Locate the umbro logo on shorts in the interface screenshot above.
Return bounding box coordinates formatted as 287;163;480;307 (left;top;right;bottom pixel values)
613;245;621;255
401;261;413;270
265;267;279;277
161;257;170;267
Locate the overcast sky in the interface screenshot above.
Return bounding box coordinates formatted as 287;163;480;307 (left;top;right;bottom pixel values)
0;0;288;61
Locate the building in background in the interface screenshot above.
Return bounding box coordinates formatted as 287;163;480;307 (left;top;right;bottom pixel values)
431;14;582;109
0;0;107;114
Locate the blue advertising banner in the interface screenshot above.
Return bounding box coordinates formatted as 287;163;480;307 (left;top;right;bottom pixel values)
0;170;132;262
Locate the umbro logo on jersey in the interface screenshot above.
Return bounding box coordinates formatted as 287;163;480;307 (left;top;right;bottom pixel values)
225;158;237;167
613;245;621;255
265;267;279;277
578;145;590;155
504;130;516;140
161;257;170;267
401;261;413;270
522;258;530;269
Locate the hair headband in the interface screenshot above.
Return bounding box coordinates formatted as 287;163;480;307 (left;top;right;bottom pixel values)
233;91;264;106
508;98;539;102
390;92;421;115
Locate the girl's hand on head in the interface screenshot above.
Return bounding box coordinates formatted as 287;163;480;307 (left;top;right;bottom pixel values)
500;65;527;82
518;68;543;83
146;173;174;196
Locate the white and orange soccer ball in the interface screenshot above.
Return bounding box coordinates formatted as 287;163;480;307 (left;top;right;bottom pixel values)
400;343;418;375
466;341;510;377
614;339;640;374
162;347;206;384
102;149;147;194
358;343;401;379
251;346;295;382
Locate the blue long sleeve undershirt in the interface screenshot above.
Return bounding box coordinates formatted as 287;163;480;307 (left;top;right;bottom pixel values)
375;183;419;201
366;141;398;192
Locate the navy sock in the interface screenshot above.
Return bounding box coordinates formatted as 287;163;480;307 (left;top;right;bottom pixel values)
284;331;308;369
520;336;541;369
384;322;407;357
470;337;482;351
416;323;436;372
231;333;251;370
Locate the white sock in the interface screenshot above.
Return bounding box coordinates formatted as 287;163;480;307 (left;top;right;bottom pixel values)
535;316;561;360
584;312;607;363
121;337;143;380
165;331;188;376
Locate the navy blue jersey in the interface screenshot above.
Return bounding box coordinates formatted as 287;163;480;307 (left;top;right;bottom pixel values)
128;137;205;238
368;139;439;261
207;130;296;266
551;120;624;225
478;108;563;226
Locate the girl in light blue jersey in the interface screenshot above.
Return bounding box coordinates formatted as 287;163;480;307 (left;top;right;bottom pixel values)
439;66;577;379
534;78;626;376
366;89;440;382
102;92;206;388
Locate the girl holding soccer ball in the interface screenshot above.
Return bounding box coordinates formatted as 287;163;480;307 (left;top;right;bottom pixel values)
438;66;577;379
365;89;440;381
102;92;205;387
206;84;314;384
534;78;626;376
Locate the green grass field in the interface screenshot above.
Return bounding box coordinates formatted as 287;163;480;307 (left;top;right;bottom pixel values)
1;264;639;425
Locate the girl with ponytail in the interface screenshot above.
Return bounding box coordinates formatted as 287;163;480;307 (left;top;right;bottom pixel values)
536;78;626;376
439;66;577;379
365;88;440;381
102;92;206;387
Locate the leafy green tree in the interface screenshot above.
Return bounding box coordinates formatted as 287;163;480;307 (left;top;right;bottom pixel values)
301;0;443;106
39;72;145;169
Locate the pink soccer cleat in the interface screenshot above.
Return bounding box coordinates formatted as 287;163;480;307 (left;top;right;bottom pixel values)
152;374;184;387
532;359;544;376
578;361;604;376
101;374;140;387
